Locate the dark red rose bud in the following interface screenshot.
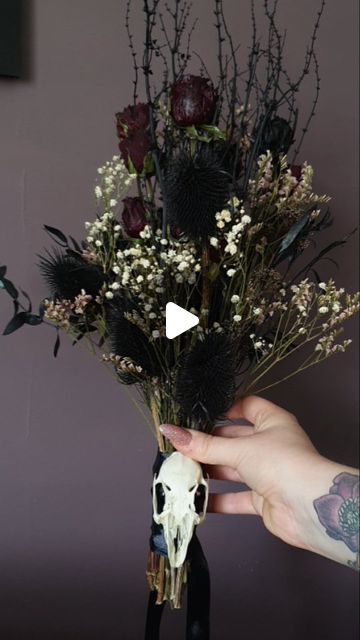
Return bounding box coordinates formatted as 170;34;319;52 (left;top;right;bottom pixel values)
170;75;218;127
260;116;294;156
119;131;151;173
116;103;152;173
170;225;183;240
290;164;302;181
122;197;147;238
116;103;150;139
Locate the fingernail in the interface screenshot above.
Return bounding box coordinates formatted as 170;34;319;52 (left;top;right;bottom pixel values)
159;424;192;447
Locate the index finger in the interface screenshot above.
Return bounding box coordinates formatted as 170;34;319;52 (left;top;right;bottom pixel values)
226;395;296;430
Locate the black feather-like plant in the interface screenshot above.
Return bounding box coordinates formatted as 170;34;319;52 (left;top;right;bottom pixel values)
39;250;105;300
106;298;163;380
164;146;231;241
175;332;238;426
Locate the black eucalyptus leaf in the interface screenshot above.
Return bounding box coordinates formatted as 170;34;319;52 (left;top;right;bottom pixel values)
313;208;333;232
20;289;32;312
69;236;82;252
24;313;43;326
2;277;18;299
311;269;322;284
3;312;27;335
43;225;68;247
292;229;357;283
278;213;310;255
53;332;60;357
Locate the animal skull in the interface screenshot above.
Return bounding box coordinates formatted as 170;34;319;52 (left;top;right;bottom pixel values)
152;451;209;568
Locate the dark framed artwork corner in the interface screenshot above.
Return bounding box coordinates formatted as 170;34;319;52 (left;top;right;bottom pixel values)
0;0;23;78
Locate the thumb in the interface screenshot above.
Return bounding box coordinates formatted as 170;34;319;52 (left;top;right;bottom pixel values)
159;424;242;469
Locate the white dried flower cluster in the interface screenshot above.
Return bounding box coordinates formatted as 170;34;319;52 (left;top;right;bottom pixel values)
85;210;117;248
44;291;93;328
290;280;314;317
213;197;251;276
244;279;358;361
250;279;359;331
85;157;135;251
94;155;136;204
102;353;143;375
249;152;330;218
314;334;352;356
249;333;273;354
111;227;201;295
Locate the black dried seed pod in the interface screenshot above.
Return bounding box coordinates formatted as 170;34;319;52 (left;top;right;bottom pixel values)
105;299;162;379
39;251;105;300
164;147;231;241
175;333;237;425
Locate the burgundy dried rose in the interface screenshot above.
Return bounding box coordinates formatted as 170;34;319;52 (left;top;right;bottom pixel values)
170;75;218;127
116;103;150;139
122;197;147;238
170;225;183;240
119;131;151;173
116;103;152;173
314;473;359;552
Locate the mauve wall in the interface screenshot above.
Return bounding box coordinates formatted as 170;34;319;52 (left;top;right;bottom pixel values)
0;1;358;639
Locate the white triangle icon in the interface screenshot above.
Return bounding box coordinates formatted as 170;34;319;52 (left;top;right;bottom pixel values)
165;302;199;339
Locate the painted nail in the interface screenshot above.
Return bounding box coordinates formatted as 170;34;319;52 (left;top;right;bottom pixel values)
159;424;192;447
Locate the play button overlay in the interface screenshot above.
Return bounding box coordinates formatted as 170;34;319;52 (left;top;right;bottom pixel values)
165;302;199;339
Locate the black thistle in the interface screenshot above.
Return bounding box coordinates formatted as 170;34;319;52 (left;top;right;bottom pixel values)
39;251;105;300
106;299;162;380
175;333;237;425
164;146;231;240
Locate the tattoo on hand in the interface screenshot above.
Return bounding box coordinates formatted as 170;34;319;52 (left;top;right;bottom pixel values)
313;473;359;569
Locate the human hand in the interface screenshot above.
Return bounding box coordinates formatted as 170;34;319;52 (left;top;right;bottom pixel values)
160;396;359;567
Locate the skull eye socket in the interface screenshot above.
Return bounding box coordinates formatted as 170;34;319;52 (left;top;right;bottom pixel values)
194;484;206;515
155;482;166;514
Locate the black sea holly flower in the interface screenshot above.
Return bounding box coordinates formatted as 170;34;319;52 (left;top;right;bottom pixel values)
105;299;162;380
260;116;294;156
122;197;147;238
175;333;237;425
39;251;105;300
164;147;231;240
170;75;218;127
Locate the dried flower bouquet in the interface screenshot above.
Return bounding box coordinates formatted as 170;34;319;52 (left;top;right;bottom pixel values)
1;1;359;638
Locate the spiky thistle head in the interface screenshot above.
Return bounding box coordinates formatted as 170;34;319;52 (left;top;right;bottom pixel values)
164;146;231;241
105;298;162;380
38;250;105;300
175;333;238;426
